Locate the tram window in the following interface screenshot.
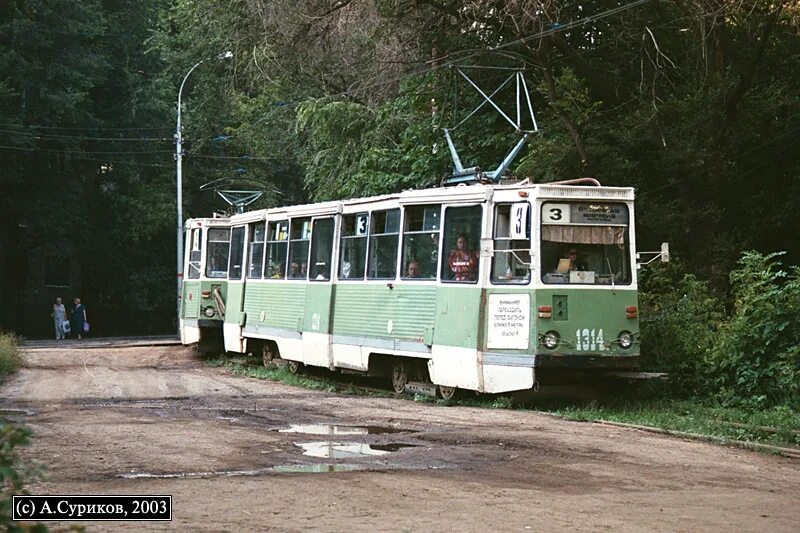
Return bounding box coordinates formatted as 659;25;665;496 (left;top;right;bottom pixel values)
206;228;231;278
247;223;265;279
228;226;246;280
339;213;368;280
187;228;202;280
401;204;440;280
265;221;288;279
310;217;335;281
288;217;311;279
491;203;531;285
540;202;632;285
367;209;400;280
441;205;482;283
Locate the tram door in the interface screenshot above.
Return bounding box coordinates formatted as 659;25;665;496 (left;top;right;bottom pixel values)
301;217;336;367
223;225;247;353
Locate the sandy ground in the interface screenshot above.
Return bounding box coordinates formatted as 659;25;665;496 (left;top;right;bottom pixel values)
1;341;798;532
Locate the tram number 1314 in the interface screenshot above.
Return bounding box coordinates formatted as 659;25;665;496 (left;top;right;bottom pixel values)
575;328;605;351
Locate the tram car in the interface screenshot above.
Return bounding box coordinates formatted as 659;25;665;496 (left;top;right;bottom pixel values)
180;215;232;351
180;181;640;397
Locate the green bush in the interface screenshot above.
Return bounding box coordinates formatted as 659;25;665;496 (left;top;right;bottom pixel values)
704;252;800;409
638;261;724;395
0;333;23;377
0;423;46;532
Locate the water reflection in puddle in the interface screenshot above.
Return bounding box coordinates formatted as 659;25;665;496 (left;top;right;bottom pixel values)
279;424;404;435
295;442;417;458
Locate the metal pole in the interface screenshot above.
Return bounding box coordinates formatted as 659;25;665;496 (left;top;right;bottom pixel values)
175;52;233;330
176;59;205;327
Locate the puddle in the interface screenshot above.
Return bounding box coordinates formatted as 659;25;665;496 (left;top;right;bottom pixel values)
279;424;405;435
295;441;416;458
368;443;418;452
272;464;362;473
120;468;271;479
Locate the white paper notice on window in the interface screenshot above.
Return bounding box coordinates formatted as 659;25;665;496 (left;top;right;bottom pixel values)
487;293;530;350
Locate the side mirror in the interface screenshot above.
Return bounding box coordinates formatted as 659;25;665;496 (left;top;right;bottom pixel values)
637;242;670;269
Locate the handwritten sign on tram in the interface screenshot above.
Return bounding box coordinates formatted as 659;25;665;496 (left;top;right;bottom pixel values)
487;294;530;350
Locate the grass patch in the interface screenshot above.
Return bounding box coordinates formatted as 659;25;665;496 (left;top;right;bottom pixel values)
210;354;391;397
0;333;23;377
547;400;800;448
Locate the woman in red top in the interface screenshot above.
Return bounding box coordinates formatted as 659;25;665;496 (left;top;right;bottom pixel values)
447;235;478;281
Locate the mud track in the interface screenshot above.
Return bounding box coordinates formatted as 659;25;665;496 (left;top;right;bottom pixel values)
2;342;798;531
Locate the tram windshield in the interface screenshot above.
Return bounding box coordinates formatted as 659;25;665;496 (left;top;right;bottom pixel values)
540;202;632;285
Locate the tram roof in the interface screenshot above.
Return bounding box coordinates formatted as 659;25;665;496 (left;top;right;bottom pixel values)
226;181;635;224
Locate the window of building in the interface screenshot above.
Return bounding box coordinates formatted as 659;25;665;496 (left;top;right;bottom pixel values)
265;221;288;279
401;204;440;280
206;228;231;278
339;213;368;280
491;203;531;284
288;217;311;279
367;209;400;280
441;205;482;283
228;226;246;280
247;223;265;279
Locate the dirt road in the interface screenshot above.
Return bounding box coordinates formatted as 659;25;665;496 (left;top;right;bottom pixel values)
2;342;798;531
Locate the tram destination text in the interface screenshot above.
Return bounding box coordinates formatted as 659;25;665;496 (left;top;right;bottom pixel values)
12;495;172;521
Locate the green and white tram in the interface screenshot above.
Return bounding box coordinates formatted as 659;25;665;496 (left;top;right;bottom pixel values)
181;181;640;396
180;215;232;351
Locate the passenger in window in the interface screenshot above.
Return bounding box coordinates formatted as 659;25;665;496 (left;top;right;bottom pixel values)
406;260;421;278
271;263;285;279
289;262;301;278
447;234;478;281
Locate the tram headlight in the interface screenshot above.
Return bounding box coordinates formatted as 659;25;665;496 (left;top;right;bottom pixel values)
203;306;216;318
618;331;633;349
543;331;560;350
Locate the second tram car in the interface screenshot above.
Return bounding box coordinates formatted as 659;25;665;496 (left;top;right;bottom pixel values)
180;181;640;396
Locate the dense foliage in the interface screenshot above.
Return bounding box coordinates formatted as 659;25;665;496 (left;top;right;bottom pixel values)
641;252;800;408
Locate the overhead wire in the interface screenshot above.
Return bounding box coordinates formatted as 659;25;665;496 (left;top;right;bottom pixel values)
0;128;173;142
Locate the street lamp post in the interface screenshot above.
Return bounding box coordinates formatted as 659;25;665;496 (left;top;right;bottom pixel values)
176;51;233;327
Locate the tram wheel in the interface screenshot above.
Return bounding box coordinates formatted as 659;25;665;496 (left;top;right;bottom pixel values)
286;360;303;375
438;385;457;400
262;342;278;368
391;362;408;394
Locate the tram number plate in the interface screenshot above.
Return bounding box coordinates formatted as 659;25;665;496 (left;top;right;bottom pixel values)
575;328;605;351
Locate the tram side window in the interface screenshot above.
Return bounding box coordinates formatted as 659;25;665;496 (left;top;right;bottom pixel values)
265;221;288;279
288;217;311;279
247;223;265;279
401;204;440;280
339;213;368;280
310;218;335;281
187;228;202;279
206;228;231;278
228;226;246;280
367;209;400;280
491;203;531;284
441;205;482;283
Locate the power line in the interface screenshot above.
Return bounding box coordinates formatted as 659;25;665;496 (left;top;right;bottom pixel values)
0;122;172;132
0;145;173;156
0;128;173;142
